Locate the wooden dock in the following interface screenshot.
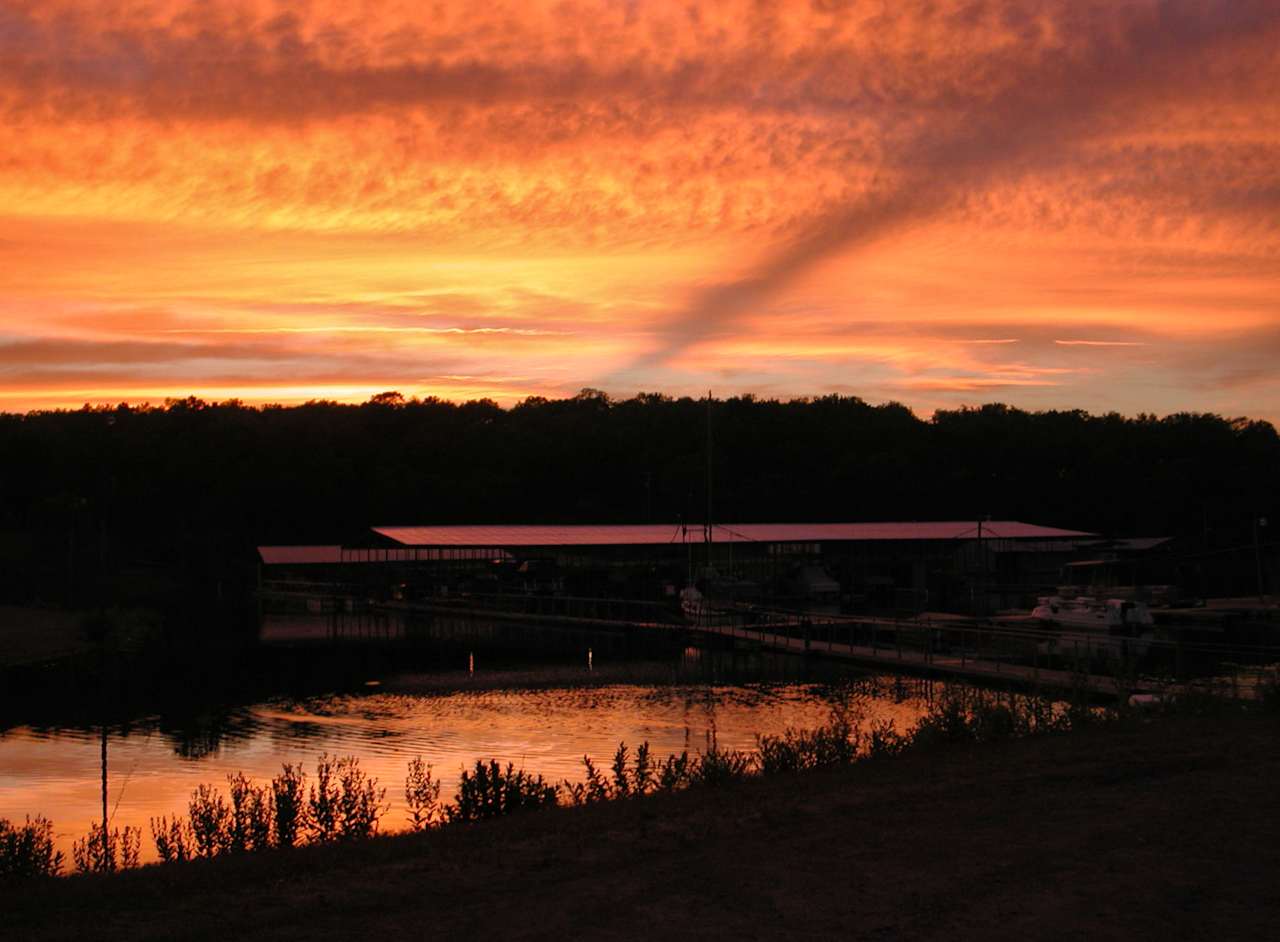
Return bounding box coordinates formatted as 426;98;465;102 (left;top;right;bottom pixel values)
665;620;1147;699
365;595;1274;701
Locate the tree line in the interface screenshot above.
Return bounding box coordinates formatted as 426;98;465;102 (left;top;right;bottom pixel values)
1;391;1276;608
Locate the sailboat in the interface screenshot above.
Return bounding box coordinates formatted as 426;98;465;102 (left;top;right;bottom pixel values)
678;392;749;625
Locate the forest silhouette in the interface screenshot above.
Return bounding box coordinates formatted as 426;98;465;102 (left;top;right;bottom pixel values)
1;391;1276;609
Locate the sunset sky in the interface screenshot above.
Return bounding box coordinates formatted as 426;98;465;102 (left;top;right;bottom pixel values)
1;0;1277;418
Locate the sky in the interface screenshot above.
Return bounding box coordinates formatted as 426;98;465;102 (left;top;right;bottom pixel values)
1;0;1277;418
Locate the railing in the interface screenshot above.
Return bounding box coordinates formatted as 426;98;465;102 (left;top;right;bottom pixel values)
390;592;685;627
279;586;1278;698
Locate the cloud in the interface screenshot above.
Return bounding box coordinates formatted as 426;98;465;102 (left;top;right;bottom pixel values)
0;1;1276;419
1054;340;1146;347
616;0;1280;372
160;325;567;336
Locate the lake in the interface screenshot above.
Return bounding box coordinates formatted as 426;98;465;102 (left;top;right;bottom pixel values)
0;644;955;865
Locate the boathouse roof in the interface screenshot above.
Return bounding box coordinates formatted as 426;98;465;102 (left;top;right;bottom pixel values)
257;545;344;565
370;521;1092;548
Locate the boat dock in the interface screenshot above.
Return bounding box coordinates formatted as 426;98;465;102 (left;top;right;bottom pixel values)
342;594;1276;702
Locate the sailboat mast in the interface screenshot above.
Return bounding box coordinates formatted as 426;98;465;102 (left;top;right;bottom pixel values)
705;390;713;556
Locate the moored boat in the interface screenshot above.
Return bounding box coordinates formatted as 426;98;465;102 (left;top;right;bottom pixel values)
1032;596;1156;659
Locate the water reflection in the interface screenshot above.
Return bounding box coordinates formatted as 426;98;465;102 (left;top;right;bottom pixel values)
0;660;952;865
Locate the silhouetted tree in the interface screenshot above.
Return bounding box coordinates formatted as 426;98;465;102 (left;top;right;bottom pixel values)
0;395;1275;607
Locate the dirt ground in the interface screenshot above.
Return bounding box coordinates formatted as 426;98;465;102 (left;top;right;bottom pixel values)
3;712;1277;941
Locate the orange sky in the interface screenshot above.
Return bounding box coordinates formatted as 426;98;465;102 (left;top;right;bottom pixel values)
2;0;1278;418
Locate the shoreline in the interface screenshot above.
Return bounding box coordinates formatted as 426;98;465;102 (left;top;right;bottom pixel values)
4;710;1276;940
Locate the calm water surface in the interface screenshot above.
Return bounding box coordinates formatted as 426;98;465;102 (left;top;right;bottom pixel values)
0;659;947;863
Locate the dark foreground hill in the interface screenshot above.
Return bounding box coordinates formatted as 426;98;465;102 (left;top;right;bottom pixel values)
4;712;1277;941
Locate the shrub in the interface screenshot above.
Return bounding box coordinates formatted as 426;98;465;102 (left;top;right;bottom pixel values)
188;784;232;858
405;758;443;831
72;822;140;874
307;754;387;842
757;716;859;774
307;754;341;843
271;763;307;848
228;773;274;852
565;754;612;806
583;754;611;801
0;816;63;880
1018;693;1068;735
633;742;654;795
450;760;559;822
693;731;752;786
335;756;388;841
866;719;906;758
610;742;631;797
656;751;693;791
150;815;193;863
566;741;659;805
969;700;1018;742
910;691;974;747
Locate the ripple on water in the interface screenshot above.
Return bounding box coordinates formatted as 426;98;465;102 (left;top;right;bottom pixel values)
0;676;947;863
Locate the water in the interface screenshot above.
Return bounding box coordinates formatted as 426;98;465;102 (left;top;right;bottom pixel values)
0;655;949;865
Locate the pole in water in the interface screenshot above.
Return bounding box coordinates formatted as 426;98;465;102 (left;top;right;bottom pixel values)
101;722;109;870
468;651;474;675
588;647;593;671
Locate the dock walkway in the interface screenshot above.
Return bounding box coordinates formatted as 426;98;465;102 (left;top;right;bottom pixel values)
370;597;1271;701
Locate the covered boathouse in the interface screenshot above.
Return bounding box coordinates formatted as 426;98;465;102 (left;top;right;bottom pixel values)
259;520;1094;616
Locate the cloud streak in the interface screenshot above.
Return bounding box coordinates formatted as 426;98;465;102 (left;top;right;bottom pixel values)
615;0;1280;373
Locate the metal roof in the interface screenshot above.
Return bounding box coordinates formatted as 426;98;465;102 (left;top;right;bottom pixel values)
258;545;343;565
1079;537;1173;552
372;521;1093;548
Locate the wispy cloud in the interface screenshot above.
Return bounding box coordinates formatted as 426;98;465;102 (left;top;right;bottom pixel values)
1054;340;1147;347
161;326;568;336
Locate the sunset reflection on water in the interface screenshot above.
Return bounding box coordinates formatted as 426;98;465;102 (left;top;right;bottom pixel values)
0;675;943;864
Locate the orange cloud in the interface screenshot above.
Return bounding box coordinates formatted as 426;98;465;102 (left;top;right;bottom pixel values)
0;1;1277;418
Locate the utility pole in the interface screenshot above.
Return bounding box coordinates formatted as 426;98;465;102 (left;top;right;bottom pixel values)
1256;516;1268;606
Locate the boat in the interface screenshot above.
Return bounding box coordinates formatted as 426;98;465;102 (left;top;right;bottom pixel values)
1032;596;1155;659
1032;595;1154;630
679;569;758;626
